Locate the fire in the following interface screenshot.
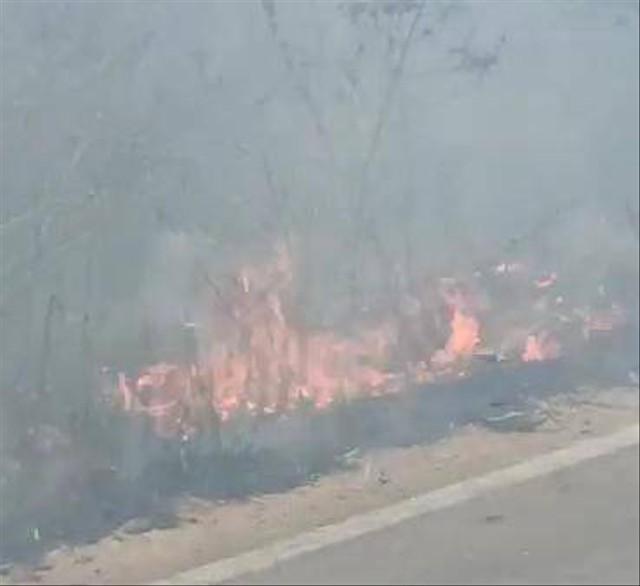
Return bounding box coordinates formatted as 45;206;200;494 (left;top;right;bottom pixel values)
534;272;557;289
522;332;560;362
446;309;480;357
111;242;627;438
117;243;399;435
117;363;194;437
430;279;480;366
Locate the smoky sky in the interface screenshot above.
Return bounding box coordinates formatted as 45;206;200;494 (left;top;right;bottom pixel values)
0;2;638;562
0;0;638;386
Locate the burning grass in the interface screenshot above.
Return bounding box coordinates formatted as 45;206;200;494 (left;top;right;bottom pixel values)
0;238;635;565
110;240;627;439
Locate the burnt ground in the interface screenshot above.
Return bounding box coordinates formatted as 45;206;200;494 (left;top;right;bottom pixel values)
5;384;638;585
0;328;637;571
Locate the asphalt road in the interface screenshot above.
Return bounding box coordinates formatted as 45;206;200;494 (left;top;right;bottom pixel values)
237;445;639;585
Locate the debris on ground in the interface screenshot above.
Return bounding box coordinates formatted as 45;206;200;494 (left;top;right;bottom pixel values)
482;410;546;433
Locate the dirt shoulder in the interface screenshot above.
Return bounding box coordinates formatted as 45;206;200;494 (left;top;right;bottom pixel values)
3;386;638;585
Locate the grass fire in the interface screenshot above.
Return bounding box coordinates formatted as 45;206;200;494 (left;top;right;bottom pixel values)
110;239;627;440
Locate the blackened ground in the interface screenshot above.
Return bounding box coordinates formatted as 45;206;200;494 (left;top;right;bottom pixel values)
0;328;637;567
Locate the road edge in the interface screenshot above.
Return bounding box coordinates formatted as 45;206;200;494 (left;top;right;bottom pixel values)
153;424;639;585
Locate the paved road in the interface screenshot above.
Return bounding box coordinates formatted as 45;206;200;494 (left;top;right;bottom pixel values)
237;446;639;585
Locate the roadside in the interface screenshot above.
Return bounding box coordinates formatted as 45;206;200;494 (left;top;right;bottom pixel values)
234;444;639;585
2;385;638;585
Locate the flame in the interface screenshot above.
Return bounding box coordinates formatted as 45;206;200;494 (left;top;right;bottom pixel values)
431;280;480;366
522;335;544;362
522;332;560;362
534;272;557;289
111;245;627;437
445;309;480;357
116;363;193;437
115;242;399;434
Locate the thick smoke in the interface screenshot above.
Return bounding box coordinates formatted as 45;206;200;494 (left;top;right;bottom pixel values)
0;0;638;564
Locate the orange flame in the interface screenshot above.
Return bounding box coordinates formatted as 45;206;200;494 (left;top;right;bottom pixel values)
522;332;560;362
112;247;626;437
445;309;480;357
430;280;480;366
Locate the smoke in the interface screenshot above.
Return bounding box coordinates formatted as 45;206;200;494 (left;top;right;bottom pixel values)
1;0;638;565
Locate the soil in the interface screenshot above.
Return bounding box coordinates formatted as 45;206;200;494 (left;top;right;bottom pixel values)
2;385;637;586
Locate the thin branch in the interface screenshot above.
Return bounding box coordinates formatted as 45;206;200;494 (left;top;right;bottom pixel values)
36;294;64;399
261;1;330;151
348;2;425;309
353;0;425;218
